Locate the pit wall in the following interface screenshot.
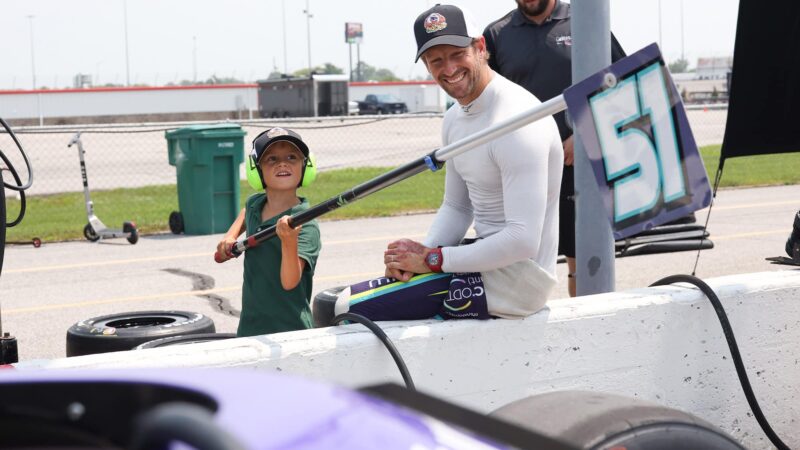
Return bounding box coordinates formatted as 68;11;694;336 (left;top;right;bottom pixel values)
13;270;800;449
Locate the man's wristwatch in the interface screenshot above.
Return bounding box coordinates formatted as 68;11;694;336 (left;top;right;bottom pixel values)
425;247;443;273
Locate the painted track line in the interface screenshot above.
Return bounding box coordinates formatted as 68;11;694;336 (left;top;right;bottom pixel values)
3;234;426;275
3;271;382;315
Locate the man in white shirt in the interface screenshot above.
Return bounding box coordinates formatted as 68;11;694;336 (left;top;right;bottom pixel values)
323;4;563;323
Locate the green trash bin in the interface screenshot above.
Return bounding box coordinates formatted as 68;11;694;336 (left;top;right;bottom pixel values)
166;124;246;235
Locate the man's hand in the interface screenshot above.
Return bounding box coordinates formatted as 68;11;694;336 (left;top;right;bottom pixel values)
383;238;433;282
563;135;574;166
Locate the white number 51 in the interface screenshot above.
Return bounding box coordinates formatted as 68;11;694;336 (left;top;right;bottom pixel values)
589;62;688;225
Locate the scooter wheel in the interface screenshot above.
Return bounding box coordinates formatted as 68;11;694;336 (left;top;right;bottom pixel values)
83;223;100;242
169;211;185;234
32;237;42;248
127;227;139;245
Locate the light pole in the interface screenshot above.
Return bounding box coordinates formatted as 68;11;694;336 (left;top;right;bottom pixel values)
26;15;36;90
282;0;288;75
303;0;313;75
680;0;685;61
95;61;104;87
657;0;662;51
193;36;197;83
123;0;130;86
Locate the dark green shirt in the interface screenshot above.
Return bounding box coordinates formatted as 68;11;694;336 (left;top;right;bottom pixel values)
237;194;321;337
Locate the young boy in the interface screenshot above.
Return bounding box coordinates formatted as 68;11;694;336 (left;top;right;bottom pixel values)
216;127;321;337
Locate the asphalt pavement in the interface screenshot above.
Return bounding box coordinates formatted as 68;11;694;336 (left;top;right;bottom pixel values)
1;184;798;362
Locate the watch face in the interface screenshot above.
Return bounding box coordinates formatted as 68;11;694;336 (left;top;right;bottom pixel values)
426;252;440;266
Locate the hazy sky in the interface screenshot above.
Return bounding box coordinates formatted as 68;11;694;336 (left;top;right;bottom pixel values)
0;0;740;90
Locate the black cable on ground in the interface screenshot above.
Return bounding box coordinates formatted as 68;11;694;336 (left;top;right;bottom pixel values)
650;274;789;450
331;312;416;391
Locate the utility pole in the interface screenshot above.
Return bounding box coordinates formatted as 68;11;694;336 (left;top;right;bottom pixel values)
27;15;36;90
657;0;663;51
193;36;197;83
680;0;685;60
303;0;313;75
282;0;288;75
123;0;131;86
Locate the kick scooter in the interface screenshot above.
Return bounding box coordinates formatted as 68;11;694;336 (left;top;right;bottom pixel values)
68;132;138;244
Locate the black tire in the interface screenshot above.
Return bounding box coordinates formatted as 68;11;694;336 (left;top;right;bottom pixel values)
135;333;236;349
66;311;215;357
169;211;184;234
788;237;800;260
312;286;346;328
83;223;100;242
127;227;139;245
793;210;800;234
490;391;744;450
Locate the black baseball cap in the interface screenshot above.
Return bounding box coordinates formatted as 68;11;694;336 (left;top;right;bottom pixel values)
252;127;310;164
414;4;480;62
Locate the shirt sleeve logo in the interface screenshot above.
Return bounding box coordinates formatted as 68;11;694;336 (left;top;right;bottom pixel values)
424;13;448;33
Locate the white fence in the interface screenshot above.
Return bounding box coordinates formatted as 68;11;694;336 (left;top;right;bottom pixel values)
1;106;727;198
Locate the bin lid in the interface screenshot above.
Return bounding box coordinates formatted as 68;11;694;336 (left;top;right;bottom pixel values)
165;123;245;139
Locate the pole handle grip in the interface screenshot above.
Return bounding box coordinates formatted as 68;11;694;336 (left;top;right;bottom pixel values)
213;242;244;263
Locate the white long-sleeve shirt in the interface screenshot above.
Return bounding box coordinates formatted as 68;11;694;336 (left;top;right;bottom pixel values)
424;72;563;287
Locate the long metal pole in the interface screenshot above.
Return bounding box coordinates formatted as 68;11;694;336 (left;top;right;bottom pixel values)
657;0;663;51
123;0;131;86
216;95;567;261
282;0;288;75
304;0;313;75
357;44;361;81
680;0;685;60
27;15;36;90
572;0;615;294
192;36;197;83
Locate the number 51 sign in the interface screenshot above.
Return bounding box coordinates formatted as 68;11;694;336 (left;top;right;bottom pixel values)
564;43;712;240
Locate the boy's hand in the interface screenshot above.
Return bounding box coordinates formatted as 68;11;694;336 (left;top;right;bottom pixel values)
276;215;301;243
216;237;237;262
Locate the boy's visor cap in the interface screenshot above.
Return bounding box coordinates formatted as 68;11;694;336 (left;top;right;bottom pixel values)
253;127;310;164
414;4;481;62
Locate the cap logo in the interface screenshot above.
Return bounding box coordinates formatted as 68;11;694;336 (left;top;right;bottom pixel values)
266;127;289;138
424;13;447;33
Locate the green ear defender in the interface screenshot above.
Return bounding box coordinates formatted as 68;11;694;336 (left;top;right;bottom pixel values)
246;150;317;191
300;152;317;187
246;152;264;191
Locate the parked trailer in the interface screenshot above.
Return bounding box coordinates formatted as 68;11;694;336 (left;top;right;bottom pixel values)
257;74;349;118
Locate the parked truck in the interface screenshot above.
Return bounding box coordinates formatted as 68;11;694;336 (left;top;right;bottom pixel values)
356;94;409;115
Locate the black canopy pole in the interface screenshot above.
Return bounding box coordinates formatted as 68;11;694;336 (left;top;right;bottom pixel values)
215;95;567;262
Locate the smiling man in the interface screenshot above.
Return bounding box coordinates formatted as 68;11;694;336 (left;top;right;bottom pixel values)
484;0;626;297
320;4;563;324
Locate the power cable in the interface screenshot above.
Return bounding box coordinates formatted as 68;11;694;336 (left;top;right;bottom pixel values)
650;274;789;450
332;312;415;391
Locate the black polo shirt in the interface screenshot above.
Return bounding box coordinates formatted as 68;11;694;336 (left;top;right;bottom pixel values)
483;1;626;141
